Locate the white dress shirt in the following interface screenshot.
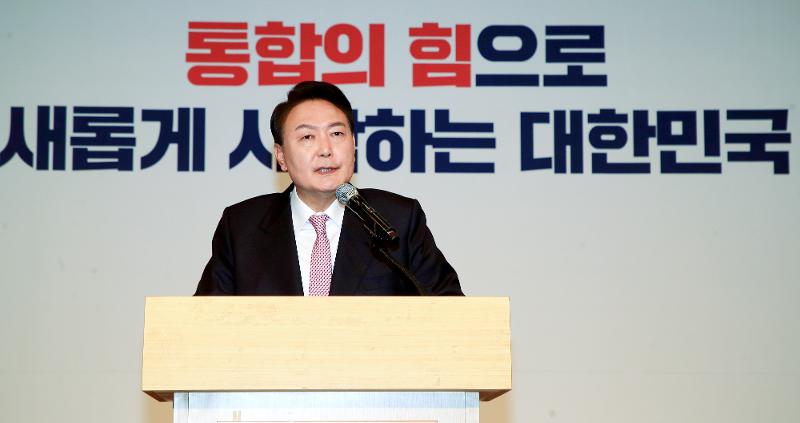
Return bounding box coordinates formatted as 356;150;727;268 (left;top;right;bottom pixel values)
289;188;346;295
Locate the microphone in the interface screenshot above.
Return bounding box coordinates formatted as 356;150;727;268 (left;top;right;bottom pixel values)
336;183;398;244
336;182;427;295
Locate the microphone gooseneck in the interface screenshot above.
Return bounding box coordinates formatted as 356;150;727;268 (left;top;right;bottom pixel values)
336;183;398;243
335;182;428;295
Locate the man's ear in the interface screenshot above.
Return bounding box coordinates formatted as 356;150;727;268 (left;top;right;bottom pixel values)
274;144;287;171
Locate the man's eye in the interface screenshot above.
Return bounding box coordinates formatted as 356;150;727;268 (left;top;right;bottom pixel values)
331;131;344;137
301;134;313;140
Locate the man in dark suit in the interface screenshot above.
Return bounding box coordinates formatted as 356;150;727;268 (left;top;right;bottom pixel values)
195;81;462;296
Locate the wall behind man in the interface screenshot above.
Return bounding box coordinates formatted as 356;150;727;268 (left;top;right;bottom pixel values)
1;0;798;422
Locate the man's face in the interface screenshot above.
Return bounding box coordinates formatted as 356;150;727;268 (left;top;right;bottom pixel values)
275;99;355;208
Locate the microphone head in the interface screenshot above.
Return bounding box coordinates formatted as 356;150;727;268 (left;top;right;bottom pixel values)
335;182;358;205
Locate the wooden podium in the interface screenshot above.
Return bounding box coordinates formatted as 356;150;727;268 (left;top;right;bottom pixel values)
142;297;511;423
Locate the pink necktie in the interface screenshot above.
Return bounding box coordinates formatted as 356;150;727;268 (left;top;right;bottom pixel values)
308;214;332;296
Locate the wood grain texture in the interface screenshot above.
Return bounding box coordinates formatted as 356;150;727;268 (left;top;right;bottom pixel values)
141;297;511;401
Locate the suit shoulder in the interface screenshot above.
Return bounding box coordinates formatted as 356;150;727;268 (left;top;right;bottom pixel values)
226;192;286;210
358;188;418;209
222;192;289;221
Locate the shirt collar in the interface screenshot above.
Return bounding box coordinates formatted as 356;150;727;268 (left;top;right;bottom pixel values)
290;187;346;233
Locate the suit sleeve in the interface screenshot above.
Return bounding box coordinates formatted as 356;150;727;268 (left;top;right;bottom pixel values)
195;207;236;295
406;200;464;296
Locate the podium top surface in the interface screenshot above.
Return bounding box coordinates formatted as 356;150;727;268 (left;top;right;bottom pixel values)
142;296;511;401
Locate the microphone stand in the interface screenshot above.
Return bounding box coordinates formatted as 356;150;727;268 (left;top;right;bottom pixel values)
355;222;428;296
339;183;428;296
371;240;429;296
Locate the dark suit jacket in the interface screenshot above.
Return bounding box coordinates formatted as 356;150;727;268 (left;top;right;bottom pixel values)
195;187;463;296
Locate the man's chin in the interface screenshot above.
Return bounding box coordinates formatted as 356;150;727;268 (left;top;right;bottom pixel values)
298;182;344;197
299;170;353;193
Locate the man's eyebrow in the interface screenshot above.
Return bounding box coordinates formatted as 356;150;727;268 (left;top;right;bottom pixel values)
293;121;347;131
293;123;317;131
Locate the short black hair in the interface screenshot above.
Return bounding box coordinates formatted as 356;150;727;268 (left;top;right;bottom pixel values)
270;80;355;146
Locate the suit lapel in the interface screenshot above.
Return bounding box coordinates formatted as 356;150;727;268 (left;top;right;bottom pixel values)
329;208;372;295
258;189;303;295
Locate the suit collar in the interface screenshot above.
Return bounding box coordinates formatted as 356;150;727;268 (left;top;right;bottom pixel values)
330;207;373;295
257;183;372;296
257;185;303;295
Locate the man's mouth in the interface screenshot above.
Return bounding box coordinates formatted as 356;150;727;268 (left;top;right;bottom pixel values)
315;167;338;175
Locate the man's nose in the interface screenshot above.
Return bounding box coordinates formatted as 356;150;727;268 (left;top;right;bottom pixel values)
318;133;333;157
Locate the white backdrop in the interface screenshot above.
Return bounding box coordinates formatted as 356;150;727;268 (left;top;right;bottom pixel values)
2;1;799;422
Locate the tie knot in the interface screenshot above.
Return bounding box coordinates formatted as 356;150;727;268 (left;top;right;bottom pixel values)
308;214;328;234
